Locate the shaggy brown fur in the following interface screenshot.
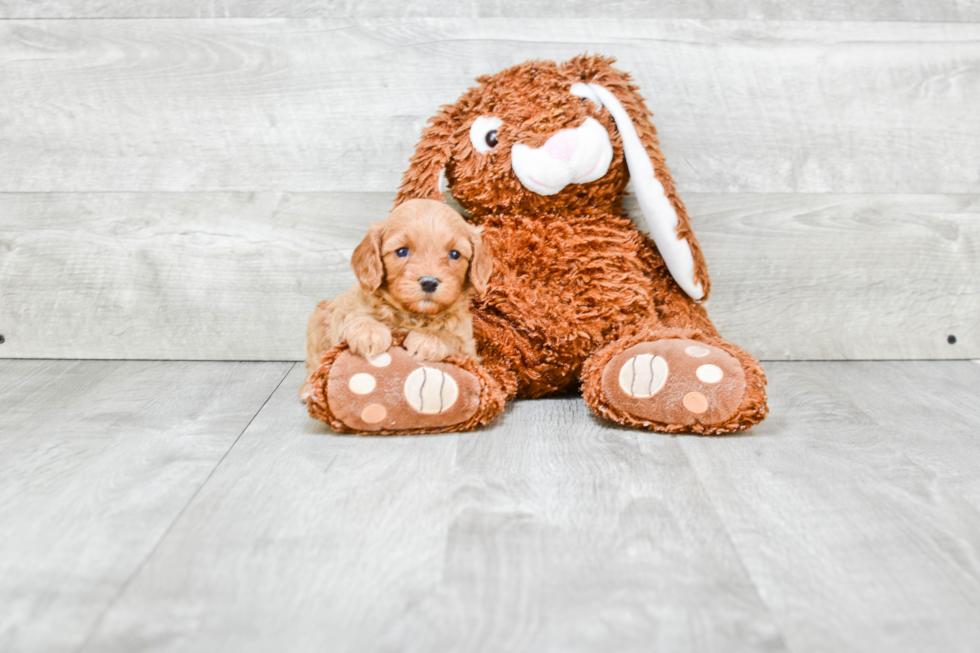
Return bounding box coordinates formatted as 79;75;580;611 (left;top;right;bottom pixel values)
309;54;768;434
302;199;490;400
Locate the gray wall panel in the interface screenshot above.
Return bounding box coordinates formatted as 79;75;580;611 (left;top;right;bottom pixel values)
0;192;974;360
3;0;980;21
1;19;978;194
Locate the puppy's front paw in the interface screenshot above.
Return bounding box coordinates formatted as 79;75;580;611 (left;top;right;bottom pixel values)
346;321;393;359
404;331;451;362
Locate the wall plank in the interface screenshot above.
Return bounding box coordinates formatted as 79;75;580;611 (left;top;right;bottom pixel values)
2;0;980;21
681;193;980;361
1;19;979;194
0;191;974;361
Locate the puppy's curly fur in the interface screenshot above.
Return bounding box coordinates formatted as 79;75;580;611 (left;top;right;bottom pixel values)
301;199;491;400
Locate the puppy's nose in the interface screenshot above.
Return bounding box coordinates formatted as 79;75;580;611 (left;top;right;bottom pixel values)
419;276;440;294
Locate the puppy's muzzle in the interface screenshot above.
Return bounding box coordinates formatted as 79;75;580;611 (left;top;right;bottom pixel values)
419;276;440;294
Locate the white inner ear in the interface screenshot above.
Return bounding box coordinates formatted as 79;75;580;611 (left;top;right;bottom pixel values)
583;83;704;301
570;82;601;106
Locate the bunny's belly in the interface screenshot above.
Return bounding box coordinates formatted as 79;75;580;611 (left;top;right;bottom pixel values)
477;212;666;394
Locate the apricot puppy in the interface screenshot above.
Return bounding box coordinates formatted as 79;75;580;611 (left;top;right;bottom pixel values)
301;199;491;400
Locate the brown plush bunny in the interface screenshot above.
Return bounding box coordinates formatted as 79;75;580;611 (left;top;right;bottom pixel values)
306;54;768;435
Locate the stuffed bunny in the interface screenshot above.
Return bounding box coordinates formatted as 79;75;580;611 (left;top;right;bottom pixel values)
306;54;768;435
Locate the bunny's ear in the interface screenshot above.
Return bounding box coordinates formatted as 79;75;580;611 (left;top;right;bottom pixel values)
565;56;710;301
395;108;456;206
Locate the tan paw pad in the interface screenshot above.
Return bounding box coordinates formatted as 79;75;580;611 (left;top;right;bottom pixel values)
360;404;387;423
683;392;708;414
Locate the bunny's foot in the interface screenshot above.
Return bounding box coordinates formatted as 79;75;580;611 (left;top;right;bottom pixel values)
305;345;506;434
582;331;768;435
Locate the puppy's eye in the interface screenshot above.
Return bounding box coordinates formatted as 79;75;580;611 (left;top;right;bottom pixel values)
449;250;461;260
469;116;503;154
395;247;409;257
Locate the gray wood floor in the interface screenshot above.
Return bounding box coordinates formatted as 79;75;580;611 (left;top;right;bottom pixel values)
2;359;979;653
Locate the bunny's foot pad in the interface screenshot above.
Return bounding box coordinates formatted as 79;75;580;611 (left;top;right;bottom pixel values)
307;346;504;434
601;339;746;430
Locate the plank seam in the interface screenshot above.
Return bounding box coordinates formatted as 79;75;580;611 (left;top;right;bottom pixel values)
0;357;303;362
0;191;975;196
674;438;796;653
70;361;297;653
3;16;980;24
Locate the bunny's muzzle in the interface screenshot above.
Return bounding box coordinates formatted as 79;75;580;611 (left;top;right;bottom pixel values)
510;117;613;196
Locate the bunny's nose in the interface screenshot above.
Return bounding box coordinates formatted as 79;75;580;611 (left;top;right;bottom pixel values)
419;277;440;294
542;129;579;162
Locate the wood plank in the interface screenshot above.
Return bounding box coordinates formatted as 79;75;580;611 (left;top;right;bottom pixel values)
2;0;980;21
1;19;979;194
682;193;980;361
79;364;788;652
0;192;975;361
0;192;374;361
0;359;292;653
680;360;980;652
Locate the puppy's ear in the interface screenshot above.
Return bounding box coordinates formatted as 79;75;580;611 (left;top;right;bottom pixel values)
351;223;384;293
466;225;492;296
395;107;456;206
563;54;711;301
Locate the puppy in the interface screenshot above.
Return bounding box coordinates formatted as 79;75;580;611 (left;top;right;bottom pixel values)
301;199;492;400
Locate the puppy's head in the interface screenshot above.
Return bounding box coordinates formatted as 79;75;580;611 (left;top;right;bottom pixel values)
351;199;491;316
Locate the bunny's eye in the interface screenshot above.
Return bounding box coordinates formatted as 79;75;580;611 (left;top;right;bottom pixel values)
469;116;503;154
